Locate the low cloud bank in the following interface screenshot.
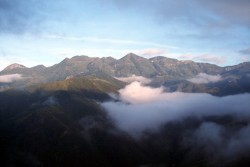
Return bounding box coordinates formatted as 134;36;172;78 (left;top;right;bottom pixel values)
188;73;222;84
102;82;250;136
118;81;164;103
0;74;23;83
101;82;250;161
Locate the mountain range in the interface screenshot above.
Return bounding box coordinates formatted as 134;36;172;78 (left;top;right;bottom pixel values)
1;53;250;167
0;53;236;80
1;53;250;96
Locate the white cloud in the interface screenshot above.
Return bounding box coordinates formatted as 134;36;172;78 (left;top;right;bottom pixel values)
188;73;222;84
44;34;177;49
101;82;250;137
0;74;23;83
195;54;226;64
118;82;163;104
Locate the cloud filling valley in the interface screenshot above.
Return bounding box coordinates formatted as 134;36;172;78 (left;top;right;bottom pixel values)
101;81;250;160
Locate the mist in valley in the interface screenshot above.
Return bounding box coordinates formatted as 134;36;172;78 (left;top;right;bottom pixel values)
101;80;250;166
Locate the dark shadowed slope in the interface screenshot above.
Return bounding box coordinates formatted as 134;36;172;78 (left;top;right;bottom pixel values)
0;74;145;167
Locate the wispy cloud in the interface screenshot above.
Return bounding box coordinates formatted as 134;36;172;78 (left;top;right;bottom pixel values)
135;48;168;57
197;0;250;27
105;0;250;28
0;0;47;34
179;54;225;65
195;54;226;64
44;34;178;49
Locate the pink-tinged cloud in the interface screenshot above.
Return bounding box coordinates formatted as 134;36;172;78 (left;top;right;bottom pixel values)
180;54;225;65
118;82;164;104
101;82;250;137
0;74;23;83
136;48;168;57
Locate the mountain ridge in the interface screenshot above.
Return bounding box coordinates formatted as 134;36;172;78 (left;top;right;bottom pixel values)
3;53;248;74
0;53;246;76
1;53;240;72
0;53;249;90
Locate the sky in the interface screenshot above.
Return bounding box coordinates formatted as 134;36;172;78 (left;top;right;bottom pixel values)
0;0;250;70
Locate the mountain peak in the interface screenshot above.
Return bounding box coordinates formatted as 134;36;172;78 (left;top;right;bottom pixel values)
3;63;27;71
121;53;144;61
124;53;139;58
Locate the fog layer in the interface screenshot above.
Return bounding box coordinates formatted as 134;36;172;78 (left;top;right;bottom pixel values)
102;82;250;136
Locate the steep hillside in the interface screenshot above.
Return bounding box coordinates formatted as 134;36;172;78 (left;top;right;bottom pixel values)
0;74;141;167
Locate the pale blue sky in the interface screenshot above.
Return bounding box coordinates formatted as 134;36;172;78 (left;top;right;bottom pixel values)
0;0;250;70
